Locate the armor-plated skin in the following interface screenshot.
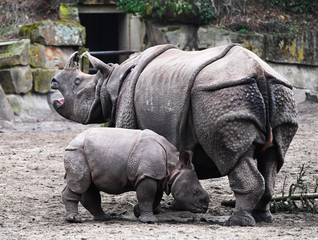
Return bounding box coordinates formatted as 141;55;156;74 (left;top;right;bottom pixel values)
62;128;209;223
52;44;298;226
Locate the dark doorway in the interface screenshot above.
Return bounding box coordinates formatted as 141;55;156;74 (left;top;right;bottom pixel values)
79;13;119;64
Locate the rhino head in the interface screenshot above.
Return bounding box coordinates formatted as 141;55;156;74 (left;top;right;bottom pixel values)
51;52;113;124
168;151;209;213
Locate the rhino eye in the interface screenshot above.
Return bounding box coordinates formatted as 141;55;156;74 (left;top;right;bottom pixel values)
75;78;81;85
193;189;199;195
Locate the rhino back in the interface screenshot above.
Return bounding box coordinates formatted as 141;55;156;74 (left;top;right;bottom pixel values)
134;45;235;149
191;46;298;175
83;128;143;193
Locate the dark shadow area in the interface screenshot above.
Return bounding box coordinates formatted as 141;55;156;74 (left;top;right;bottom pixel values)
79;13;119;64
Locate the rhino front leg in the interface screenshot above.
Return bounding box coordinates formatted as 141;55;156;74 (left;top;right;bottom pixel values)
225;146;265;226
135;178;158;223
80;184;109;221
253;147;278;223
134;189;163;217
62;186;82;223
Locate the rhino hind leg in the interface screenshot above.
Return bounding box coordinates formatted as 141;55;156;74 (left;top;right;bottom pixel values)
80;183;109;221
62;186;82;223
135;178;159;223
224;145;265;226
253;147;278;223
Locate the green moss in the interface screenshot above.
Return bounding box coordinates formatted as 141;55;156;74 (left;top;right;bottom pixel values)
59;3;72;19
101;122;109;127
0;52;14;58
19;22;42;38
297;47;304;62
59;3;79;21
11;105;20;115
7;41;24;54
29;44;44;68
32;68;57;93
56;19;84;28
289;41;296;56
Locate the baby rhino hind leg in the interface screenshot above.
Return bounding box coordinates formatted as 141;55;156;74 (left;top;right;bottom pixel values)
62;186;82;223
62;149;91;223
80;184;109;221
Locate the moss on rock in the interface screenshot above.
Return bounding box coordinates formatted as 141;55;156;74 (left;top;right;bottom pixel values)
32;68;59;94
19;20;85;46
0;39;30;68
59;3;79;22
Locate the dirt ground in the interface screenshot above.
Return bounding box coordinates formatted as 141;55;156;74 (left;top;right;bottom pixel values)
1;100;318;240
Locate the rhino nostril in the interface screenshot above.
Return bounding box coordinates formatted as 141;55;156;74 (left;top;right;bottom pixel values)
51;78;59;89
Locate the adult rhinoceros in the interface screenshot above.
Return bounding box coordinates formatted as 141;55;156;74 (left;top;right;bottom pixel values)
51;44;298;226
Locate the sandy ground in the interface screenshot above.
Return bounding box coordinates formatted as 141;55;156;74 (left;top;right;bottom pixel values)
1;101;318;240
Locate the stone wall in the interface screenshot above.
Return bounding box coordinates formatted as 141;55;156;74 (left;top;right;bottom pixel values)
1;3;317;121
145;23;318;103
0;3;85;120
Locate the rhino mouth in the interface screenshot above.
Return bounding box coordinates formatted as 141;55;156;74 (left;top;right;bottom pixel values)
171;200;208;213
51;79;65;109
190;206;208;214
53;98;65;109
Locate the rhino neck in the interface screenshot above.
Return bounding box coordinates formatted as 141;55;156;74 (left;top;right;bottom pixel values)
99;64;118;125
164;166;180;195
84;76;107;124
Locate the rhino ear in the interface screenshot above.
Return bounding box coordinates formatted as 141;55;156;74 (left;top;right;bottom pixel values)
65;51;80;70
81;51;112;77
178;150;193;169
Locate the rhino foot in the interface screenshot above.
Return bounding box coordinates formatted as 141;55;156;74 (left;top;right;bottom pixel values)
134;204;162;218
224;211;256;226
153;204;162;214
252;209;273;223
138;215;158;224
65;213;82;223
93;214;110;222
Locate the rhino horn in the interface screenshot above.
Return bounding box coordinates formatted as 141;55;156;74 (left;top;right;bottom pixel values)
80;51;112;77
65;51;80;70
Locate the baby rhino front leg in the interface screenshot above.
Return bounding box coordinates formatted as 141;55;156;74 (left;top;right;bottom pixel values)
135;178;159;223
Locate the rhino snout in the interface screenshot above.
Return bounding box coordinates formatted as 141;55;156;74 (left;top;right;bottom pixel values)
191;199;209;213
51;78;59;90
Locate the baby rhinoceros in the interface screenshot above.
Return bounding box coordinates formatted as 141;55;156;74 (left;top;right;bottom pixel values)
62;128;209;223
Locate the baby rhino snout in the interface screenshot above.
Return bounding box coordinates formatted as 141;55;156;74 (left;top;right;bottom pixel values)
198;197;209;213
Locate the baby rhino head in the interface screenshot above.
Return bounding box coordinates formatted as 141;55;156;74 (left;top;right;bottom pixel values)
169;151;209;213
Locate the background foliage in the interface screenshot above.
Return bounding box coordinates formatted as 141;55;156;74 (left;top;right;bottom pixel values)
0;0;317;40
0;0;58;40
117;0;318;32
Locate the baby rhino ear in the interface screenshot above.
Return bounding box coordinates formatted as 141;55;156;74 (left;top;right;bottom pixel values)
80;51;112;77
179;150;193;169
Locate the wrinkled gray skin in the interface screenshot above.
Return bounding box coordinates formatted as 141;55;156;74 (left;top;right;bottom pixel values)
52;44;298;226
62;128;209;223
